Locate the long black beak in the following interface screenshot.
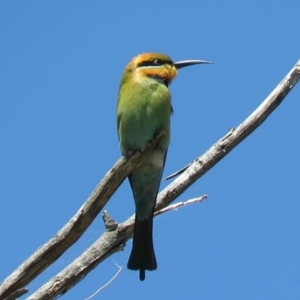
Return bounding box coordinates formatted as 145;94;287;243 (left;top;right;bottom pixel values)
173;59;212;69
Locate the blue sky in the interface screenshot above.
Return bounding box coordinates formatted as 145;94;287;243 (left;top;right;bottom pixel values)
1;1;300;299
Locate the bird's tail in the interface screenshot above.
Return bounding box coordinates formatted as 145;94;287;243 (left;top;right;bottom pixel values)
127;210;157;281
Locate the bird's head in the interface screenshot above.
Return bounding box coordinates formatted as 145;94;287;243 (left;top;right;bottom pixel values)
121;53;211;87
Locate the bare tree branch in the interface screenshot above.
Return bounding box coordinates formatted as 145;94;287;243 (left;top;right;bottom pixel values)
155;58;300;211
27;194;208;300
2;287;28;300
0;132;165;300
1;59;299;300
154;195;208;216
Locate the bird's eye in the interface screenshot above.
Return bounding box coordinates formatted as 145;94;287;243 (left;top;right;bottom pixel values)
137;59;164;68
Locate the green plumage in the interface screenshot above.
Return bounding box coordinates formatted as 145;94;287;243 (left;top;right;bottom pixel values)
117;78;171;155
117;72;171;280
116;52;209;280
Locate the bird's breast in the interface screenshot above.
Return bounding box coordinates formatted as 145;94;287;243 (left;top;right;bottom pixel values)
117;80;171;156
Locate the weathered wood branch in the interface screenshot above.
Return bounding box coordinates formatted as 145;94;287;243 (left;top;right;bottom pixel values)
27;195;208;300
156;59;300;210
0;132;165;300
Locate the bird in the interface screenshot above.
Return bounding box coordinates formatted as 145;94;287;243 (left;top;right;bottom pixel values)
116;53;211;281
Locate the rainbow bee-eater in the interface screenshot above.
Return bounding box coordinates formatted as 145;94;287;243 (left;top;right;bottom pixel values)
117;53;211;281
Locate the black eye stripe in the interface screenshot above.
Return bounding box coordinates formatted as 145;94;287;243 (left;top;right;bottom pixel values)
137;59;165;68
